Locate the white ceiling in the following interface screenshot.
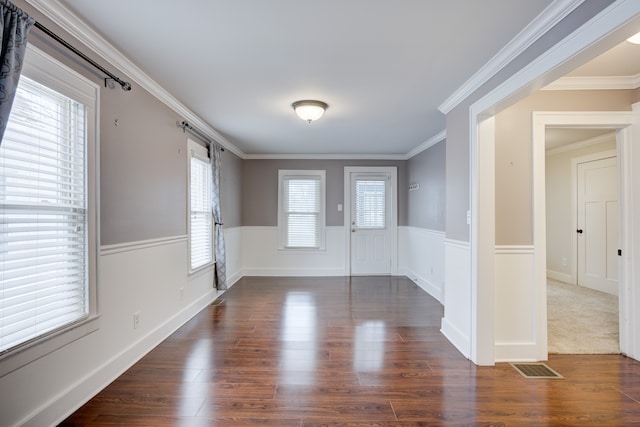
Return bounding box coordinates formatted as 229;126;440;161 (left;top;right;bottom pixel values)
57;0;554;156
545;128;615;151
566;36;640;77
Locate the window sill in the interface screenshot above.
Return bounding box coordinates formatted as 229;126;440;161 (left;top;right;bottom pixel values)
188;262;215;278
0;314;101;378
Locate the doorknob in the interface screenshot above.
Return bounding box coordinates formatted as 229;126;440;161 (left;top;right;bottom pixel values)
577;229;583;234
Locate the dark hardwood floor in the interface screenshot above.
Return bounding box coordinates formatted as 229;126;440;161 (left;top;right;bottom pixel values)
60;276;640;426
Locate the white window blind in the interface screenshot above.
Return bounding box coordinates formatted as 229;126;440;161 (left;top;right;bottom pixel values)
189;143;213;271
355;179;386;229
283;177;321;247
0;76;89;354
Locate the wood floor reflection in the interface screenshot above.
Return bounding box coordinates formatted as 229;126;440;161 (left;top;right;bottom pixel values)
60;276;640;426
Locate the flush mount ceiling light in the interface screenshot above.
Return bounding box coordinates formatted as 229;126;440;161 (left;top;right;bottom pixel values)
292;100;328;123
627;31;640;44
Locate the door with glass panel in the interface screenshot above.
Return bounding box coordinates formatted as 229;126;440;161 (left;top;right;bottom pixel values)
350;173;391;275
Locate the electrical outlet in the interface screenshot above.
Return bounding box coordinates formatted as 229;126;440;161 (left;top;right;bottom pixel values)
133;311;140;329
562;257;567;267
180;287;184;301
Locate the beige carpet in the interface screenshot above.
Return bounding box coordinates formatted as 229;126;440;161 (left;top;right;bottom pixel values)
547;279;619;354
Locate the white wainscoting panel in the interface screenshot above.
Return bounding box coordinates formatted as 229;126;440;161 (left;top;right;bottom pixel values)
242;226;345;276
441;239;471;359
5;237;219;427
400;227;446;302
494;245;539;362
223;227;243;286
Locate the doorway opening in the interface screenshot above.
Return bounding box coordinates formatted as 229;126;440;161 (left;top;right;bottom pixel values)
532;112;632;360
544;128;620;354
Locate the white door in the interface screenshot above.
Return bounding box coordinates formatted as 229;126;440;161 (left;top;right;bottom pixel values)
349;172;391;275
577;156;618;295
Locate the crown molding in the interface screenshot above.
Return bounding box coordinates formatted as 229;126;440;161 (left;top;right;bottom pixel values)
405;129;446;159
542;73;640;90
25;0;246;159
243;153;408;160
545;131;616;156
438;0;584;114
244;130;447;160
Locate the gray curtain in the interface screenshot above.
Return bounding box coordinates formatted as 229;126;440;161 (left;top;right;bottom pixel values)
0;0;34;144
210;144;226;290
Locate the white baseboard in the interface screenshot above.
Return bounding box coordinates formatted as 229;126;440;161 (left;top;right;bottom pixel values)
547;269;573;284
440;317;470;359
495;342;542;362
226;270;243;287
243;268;345;277
406;269;443;303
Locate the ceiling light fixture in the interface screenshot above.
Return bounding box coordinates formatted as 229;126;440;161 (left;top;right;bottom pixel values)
627;31;640;44
292;100;328;123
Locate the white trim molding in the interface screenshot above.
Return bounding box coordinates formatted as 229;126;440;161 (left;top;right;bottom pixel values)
100;235;188;256
26;0;245;159
542;73;640;91
405;130;446;159
244;153;408;161
438;0;585;114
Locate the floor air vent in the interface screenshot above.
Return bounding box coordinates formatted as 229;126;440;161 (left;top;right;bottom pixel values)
510;363;563;379
211;298;225;306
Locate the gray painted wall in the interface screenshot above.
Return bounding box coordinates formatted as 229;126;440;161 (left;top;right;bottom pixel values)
220;150;243;229
407;141;446;231
100;84;188;245
242;159;407;227
20;1;245;246
445;105;471;242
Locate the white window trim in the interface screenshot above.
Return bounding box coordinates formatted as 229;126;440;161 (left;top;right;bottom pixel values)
277;169;326;250
187;138;214;274
0;44;100;377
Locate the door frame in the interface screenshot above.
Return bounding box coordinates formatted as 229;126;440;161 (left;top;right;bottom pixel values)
533;111;633;359
343;166;398;276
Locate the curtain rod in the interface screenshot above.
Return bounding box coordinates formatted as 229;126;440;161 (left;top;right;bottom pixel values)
33;21;132;91
177;121;224;151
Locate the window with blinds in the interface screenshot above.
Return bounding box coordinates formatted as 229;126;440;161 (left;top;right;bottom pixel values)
0;75;89;354
278;170;326;249
188;140;213;271
355;179;386;229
